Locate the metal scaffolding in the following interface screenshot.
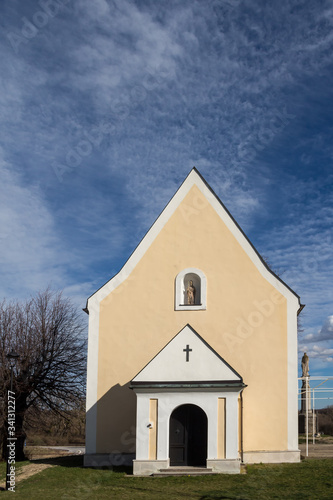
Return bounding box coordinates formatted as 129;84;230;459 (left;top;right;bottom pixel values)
298;376;333;457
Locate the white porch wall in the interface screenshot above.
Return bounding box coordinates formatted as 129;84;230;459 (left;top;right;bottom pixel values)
135;390;240;462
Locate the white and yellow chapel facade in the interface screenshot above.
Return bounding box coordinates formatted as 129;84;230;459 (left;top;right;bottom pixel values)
84;168;303;475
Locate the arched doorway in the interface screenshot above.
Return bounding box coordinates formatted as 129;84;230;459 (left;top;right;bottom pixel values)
169;404;207;466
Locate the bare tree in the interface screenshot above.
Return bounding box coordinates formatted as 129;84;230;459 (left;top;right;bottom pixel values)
0;289;86;461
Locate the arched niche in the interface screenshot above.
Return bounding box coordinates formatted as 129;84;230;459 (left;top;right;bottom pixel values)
175;268;207;310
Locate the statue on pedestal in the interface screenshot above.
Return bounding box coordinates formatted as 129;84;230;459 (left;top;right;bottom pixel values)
186;280;196;305
299;351;316;434
302;352;309;377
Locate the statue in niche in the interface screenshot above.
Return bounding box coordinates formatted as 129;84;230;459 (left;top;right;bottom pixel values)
301;352;309;377
186;280;196;305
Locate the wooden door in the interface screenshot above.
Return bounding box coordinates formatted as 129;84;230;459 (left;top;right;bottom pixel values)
169;404;207;466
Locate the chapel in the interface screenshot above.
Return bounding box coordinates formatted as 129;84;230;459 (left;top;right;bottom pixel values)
84;168;302;474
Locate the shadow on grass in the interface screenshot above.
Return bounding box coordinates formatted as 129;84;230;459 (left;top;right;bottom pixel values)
29;455;84;468
29;454;133;474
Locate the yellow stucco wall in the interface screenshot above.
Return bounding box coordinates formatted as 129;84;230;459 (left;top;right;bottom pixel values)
148;399;158;460
96;185;288;453
217;398;226;459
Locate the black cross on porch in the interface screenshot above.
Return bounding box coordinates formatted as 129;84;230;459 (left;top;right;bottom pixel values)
183;344;192;362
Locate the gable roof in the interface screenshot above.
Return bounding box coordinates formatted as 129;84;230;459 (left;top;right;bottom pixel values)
131;324;244;389
86;167;302;312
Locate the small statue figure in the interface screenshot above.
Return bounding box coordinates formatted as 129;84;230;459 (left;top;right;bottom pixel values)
186;280;196;305
301;352;309;377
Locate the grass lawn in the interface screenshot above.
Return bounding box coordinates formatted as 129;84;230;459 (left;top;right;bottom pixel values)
1;457;333;499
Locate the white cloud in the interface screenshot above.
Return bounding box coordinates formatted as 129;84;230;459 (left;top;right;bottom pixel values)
0;155;67;297
67;0;182;111
303;316;333;343
0;0;332;352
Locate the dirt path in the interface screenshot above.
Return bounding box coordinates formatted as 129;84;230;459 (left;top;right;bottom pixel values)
0;447;73;490
0;462;55;490
16;462;55;482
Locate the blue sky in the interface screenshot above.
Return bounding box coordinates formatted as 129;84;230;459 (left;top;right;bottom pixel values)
1;0;333;393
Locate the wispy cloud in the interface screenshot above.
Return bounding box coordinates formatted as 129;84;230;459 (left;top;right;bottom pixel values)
0;151;66;297
303;316;333;343
0;0;332;364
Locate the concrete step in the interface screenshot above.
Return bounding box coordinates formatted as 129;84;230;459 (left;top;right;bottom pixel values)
152;467;215;477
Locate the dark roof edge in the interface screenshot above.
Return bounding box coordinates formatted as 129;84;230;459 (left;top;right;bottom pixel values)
298;304;306;316
130;381;247;390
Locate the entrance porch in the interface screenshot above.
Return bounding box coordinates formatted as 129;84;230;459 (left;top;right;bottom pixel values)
131;387;243;475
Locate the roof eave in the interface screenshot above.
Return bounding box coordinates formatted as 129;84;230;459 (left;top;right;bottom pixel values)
130;381;246;390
